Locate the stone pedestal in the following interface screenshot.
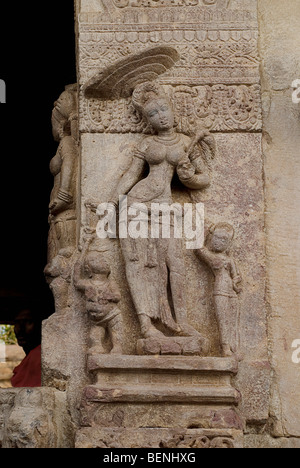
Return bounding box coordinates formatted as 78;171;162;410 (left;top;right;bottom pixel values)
76;355;243;448
137;336;209;356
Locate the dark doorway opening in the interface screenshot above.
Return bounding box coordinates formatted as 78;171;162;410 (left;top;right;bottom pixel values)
0;1;77;322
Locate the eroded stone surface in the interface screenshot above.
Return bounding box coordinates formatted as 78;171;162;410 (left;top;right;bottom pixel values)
34;0;300;449
0;388;73;448
76;427;244;449
137;336;209;356
259;0;300;438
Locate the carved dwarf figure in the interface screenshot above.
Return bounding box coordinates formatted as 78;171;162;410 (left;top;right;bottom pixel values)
73;233;123;355
195;223;242;357
48;84;78;262
44;248;73;315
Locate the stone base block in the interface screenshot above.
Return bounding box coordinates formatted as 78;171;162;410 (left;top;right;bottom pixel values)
76;427;244;449
136;336;209;356
87;355;239;404
86;355;239;405
79;355;242;447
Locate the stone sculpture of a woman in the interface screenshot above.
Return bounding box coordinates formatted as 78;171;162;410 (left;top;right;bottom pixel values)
48;84;78;262
107;81;215;341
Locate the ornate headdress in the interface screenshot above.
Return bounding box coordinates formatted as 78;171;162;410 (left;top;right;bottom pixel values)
132;81;169;114
52;84;78;141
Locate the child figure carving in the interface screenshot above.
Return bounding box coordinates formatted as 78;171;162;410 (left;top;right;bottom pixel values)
196;223;242;357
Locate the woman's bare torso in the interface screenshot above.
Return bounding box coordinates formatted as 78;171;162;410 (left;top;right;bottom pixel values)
127;134;190;205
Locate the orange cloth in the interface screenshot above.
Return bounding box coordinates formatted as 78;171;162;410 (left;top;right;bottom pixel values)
11;345;41;388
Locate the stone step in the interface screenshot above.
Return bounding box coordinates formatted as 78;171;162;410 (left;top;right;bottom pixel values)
88;354;238;374
83;382;240;405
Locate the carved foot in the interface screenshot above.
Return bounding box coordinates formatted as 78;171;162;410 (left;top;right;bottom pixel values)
221;345;235;358
88;345;106;356
177;323;203;339
143;328;166;340
110;345;123;355
165;323;182;335
139;315;167;339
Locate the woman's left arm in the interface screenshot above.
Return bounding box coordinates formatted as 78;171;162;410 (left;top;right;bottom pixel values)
178;168;211;190
177;133;211;190
177;154;210;190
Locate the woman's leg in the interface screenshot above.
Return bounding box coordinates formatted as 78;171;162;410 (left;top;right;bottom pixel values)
120;237;165;338
167;237;201;337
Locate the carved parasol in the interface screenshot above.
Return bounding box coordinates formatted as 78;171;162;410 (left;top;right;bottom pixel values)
82;46;180;100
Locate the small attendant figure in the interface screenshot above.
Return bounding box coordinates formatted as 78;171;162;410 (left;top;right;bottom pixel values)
73;230;123;355
195;223;242;357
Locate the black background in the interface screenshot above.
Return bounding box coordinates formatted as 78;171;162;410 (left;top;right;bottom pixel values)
0;1;77;317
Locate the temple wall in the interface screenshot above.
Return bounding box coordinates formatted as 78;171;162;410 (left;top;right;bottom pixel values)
1;0;300;449
259;0;300;442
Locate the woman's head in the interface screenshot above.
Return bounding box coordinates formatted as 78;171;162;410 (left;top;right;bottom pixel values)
132;82;174;132
52;85;77;142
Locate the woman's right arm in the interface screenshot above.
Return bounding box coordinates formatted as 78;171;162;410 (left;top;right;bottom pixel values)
109;147;146;206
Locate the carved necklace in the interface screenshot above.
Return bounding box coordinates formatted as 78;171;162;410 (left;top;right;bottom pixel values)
154;133;181;146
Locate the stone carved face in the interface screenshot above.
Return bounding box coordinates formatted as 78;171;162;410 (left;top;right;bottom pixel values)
210;228;233;253
44;249;73;282
143;98;175;132
52;89;77;142
84;252;111;277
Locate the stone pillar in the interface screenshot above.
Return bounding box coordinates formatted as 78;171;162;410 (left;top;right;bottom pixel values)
259;0;300;442
62;0;267;448
1;0;298;450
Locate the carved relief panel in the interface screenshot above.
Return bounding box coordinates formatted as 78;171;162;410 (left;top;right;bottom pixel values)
77;0;264;359
78;0;261;134
74;0;268;429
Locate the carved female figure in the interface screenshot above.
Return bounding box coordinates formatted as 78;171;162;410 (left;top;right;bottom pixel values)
108;82;214;340
48;84;78;262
